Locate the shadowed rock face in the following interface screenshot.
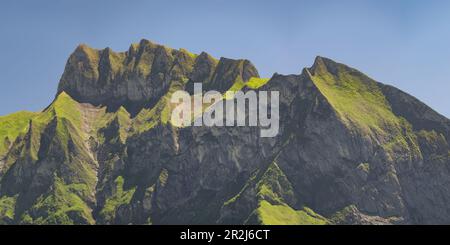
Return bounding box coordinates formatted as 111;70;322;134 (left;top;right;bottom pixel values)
1;42;450;225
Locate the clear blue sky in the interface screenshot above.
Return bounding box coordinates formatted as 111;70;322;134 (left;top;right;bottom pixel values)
1;0;450;117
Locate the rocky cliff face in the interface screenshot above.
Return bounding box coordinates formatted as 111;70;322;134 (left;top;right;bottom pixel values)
1;40;450;224
57;39;258;115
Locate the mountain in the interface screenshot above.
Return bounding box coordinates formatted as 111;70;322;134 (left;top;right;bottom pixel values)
1;39;450;225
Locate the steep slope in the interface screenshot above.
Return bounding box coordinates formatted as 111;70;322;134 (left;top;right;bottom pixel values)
1;40;450;224
220;162;328;225
266;57;450;224
0;92;102;224
0;111;37;158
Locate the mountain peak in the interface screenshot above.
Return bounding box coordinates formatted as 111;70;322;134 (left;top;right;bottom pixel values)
310;56;341;76
203;57;259;92
75;43;97;52
70;44;98;64
2;41;450;225
57;39;261;112
138;38;156;48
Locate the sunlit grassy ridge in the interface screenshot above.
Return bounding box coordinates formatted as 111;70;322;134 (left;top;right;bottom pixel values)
4;92;90;162
256;200;328;225
306;58;425;157
256;162;295;204
227;76;270;92
0;86;171;159
179;48;198;59
307;58;401;135
0;84;315;225
39;92;87;156
0;111;37;156
246;77;270;89
252;163;328;225
94;106;131;144
99;176;136;224
227;77;246;93
52;92;83;128
223;162;328;225
222;163;295;207
0;195;17;224
92;41;198;80
77;44;100;64
133;81;184;131
224;76;270;101
1;93;100;224
21;176;94;224
0;92;137;224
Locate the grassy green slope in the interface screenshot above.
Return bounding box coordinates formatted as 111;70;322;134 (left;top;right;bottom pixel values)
0;92;113;224
223;162;328;225
21;176;95;224
250;163;328;225
307;57;421;156
0;111;37;157
0;195;17;224
98;176;136;224
307;57;400;135
256;200;328;225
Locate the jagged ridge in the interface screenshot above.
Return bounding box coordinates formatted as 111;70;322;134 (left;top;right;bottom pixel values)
1;40;450;225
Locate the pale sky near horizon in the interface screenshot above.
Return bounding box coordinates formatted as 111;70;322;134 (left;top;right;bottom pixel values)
1;0;450;117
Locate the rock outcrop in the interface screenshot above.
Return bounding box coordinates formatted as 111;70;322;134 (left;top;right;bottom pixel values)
57;39;258;114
